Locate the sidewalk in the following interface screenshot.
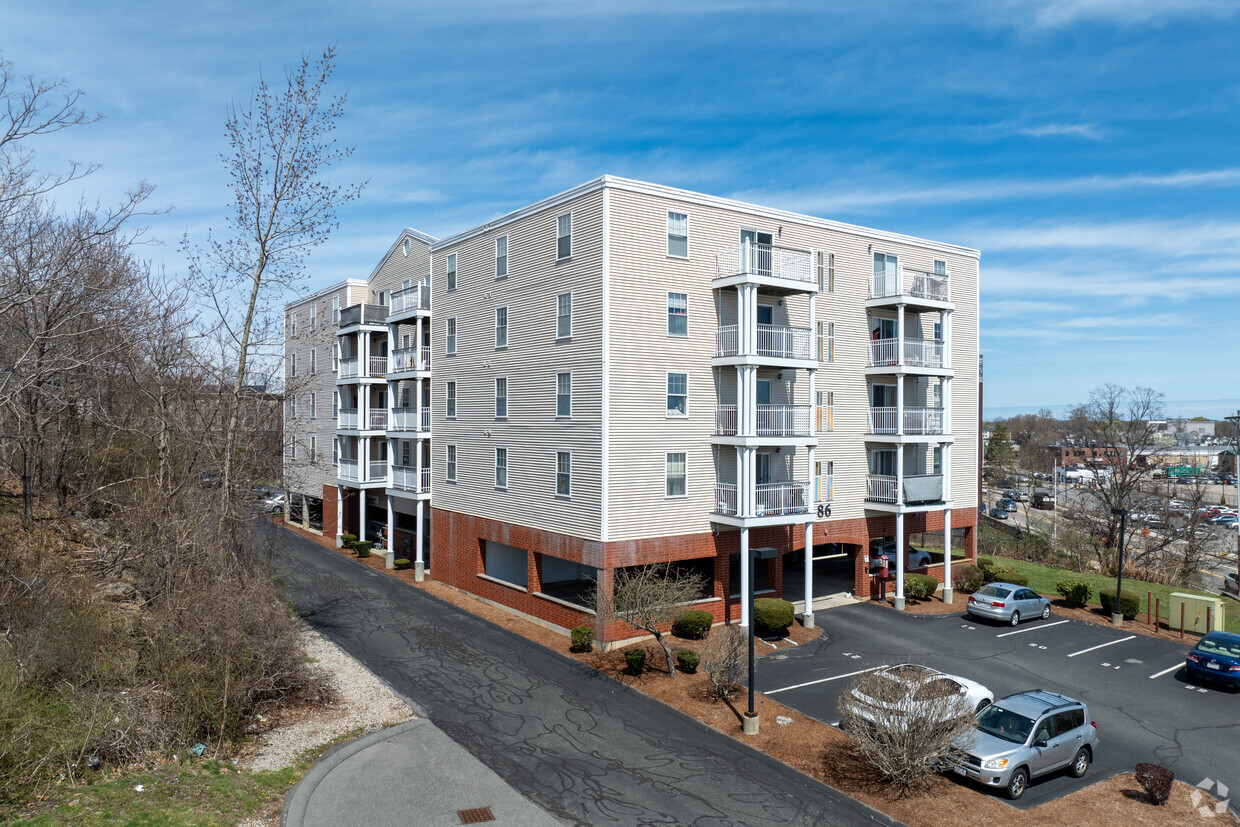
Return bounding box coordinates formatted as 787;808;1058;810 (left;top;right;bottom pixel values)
282;719;561;827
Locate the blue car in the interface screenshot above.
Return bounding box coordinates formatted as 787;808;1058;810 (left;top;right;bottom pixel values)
1186;631;1240;688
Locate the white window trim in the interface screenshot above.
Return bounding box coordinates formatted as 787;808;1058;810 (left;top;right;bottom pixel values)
290;352;296;377
332;296;340;325
446;252;457;291
446;317;457;355
309;436;316;462
665;451;688;499
495;234;508;280
446;444;457;482
667;291;688;337
310;392;317;419
666;210;689;259
495;376;508;419
666;370;689;418
556;211;572;260
310;349;316;375
495;306;508;349
494;447;508;490
445;381;457;420
555;372;572;418
556;292;572;339
555;450;572;498
332;437;338;467
310;304;317;332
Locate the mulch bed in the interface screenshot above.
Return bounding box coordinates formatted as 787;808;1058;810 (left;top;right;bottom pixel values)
273;519;1236;826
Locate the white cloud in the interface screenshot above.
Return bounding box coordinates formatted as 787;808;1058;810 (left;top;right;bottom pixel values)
1015;123;1105;140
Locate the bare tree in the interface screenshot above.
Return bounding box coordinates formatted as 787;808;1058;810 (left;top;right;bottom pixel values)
593;563;708;677
700;625;747;700
183;46;365;508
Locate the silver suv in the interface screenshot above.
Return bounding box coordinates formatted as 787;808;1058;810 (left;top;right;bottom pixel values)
952;690;1098;800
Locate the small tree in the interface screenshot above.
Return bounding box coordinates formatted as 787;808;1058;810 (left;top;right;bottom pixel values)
593;563;707;677
838;668;977;795
700;625;747;700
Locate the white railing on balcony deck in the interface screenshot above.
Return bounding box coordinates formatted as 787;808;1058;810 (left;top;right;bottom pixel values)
715;405;738;435
368;356;387;377
368;460;388;482
368;409;388;429
715;325;739;357
389;347;421;373
339;358;359;379
756;482;811;516
421;467;431;491
904;407;944;435
338;409;359;430
389;284;430;315
391;465;424;492
757;404;812;436
391;407;430;431
338;458;359;481
870;268;950;302
869;337;946;369
715;243;814;284
869;338;897;366
715;483;739;516
867;474;898;503
757;324;812;359
870;407;898;434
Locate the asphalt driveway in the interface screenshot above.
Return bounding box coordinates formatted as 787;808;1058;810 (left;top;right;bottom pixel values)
756;601;1239;813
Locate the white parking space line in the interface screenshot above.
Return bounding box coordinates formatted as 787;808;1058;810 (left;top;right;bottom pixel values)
1149;663;1183;679
996;620;1070;638
764;665;889;696
1066;635;1136;658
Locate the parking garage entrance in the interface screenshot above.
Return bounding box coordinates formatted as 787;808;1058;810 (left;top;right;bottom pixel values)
782;542;863;613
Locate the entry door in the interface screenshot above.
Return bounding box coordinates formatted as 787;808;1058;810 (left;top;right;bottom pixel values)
756;379;772;406
870;450;896;476
873;252;898;295
741;229;774;276
756;452;773;485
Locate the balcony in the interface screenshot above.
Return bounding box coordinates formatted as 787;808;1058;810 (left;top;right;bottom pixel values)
715;243;813;285
866;474;944;505
338;303;389;328
869;268;949;303
391;465;432;494
389;284;430;316
713;481;811;517
868;407;945;436
338;408;359;430
389;346;430;374
368;460;389;482
368;356;387;378
391;407;430;431
714;404;812;437
868;338;946;370
339;358;359;379
368;409;388;430
715;324;813;360
338;458;359;481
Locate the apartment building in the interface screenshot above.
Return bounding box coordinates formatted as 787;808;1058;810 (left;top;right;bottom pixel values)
283;176;980;645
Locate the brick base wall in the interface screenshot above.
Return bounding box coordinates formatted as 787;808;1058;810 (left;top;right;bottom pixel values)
321;485;339;542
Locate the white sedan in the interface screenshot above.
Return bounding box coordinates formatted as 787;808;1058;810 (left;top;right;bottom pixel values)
846;663;993;727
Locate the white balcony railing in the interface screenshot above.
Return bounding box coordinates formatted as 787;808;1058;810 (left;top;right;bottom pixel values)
756;482;811;516
715;243;814;284
391;407;430;431
715;405;738;435
715;324;811;359
368;356;387;378
869;337;946;369
867;474;898;503
756;404;811;437
421;467;431;491
338;409;359;430
904;407;944;435
338;458;359;481
390;347;419;373
368;409;388;430
368;460;389;482
715;325;739;357
866;473;945;504
389;284;430;315
715;483;739;516
391;465;424;492
339;358;359;379
870;407;898;434
870;268;950;302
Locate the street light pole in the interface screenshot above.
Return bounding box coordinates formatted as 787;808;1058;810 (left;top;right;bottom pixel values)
1111;508;1128;626
1227;411;1240;592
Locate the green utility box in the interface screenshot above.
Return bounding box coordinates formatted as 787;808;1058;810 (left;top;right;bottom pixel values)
1169;593;1225;634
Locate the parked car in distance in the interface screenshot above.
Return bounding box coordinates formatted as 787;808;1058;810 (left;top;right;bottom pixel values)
990;506;1009;520
846;663;994;728
1003;489;1028;503
997;498;1019;513
967;583;1051;626
1215;515;1239;528
875;543;933;569
952;690;1098;800
1031;490;1056;509
1185;631;1240;688
261;493;286;513
1225;571;1239;593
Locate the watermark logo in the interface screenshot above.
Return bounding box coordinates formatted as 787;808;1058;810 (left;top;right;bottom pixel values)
1190;778;1230;819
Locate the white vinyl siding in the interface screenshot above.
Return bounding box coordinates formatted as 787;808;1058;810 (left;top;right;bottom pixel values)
495;235;508;279
556;211;572;259
666;211;688;258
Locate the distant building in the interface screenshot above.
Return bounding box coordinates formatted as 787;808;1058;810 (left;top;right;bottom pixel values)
1043;442;1128;469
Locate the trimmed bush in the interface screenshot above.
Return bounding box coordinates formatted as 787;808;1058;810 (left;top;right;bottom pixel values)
1135;762;1174;805
671;609;713;639
393;558;411;570
977;556;1000;579
1056;578;1093;608
953;563;985;593
903;573;939;601
753;598;795;637
624;648;647;675
1099;587;1140;620
353;541;373;558
676;650;700;673
991;568;1028;587
340;533;358;549
569;625;594;654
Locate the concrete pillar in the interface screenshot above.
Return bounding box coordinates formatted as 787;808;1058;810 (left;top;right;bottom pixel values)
942;506;954;605
894;512;906;611
740;527;750;628
300;492;310;530
359;491;367;545
897;304;905;367
336;485;344;546
385;494;395;569
803;521;815;628
415;499;425;581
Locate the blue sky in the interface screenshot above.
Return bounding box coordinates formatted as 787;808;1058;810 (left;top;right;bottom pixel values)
5;0;1239;419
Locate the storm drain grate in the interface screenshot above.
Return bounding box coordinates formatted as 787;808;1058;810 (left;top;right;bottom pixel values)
457;807;496;824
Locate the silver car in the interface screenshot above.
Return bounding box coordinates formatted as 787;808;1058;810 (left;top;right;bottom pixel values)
953;690;1098;799
966;582;1051;626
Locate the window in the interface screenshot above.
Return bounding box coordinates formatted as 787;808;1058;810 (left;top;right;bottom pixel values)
666;452;687;497
556;292;572;338
556;451;571;496
309;436;316;462
446;317;457;354
290;313;296;337
826;461;834;501
666;372;688;417
403;238;410;256
495;447;508;488
556;372;571;417
290;443;296;460
667;211;688;258
332;296;340;324
667;292;688;337
495;235;508;278
446;445;457;482
495;306;508;348
289;396;296;419
310;304;317;331
933;446;942;475
332;391;339;418
290;353;296;377
933;321;943;342
827;391;834;431
446;253;457;291
495;377;508;418
816;251;834;292
333;340;339;371
310;392;317;419
376;290;388;306
310;349;317;374
446;381;457;419
556;211;572;259
332;438;338;466
934;259;946;276
828;322;835;362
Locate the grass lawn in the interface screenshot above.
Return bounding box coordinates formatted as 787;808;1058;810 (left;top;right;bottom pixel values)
980;556;1240;635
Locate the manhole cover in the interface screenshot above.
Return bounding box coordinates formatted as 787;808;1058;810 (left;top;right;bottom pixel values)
458;807;495;824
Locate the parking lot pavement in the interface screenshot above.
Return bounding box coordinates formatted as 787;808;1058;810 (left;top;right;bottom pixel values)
758;603;1239;813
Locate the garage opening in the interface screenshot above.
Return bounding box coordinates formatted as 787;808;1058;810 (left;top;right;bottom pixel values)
482;540;527;589
783;542;861;611
538;554;597;608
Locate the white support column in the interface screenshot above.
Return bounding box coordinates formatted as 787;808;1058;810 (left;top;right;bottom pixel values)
385;494;395;569
896;377;905;437
894;511;906;611
897;304;905;367
416;317;424;369
943;376;952;434
336;484;344;546
942;505;953;605
415;499;426;581
740;526;750;628
359;490;368;545
803;521;815;628
942;309;952;368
